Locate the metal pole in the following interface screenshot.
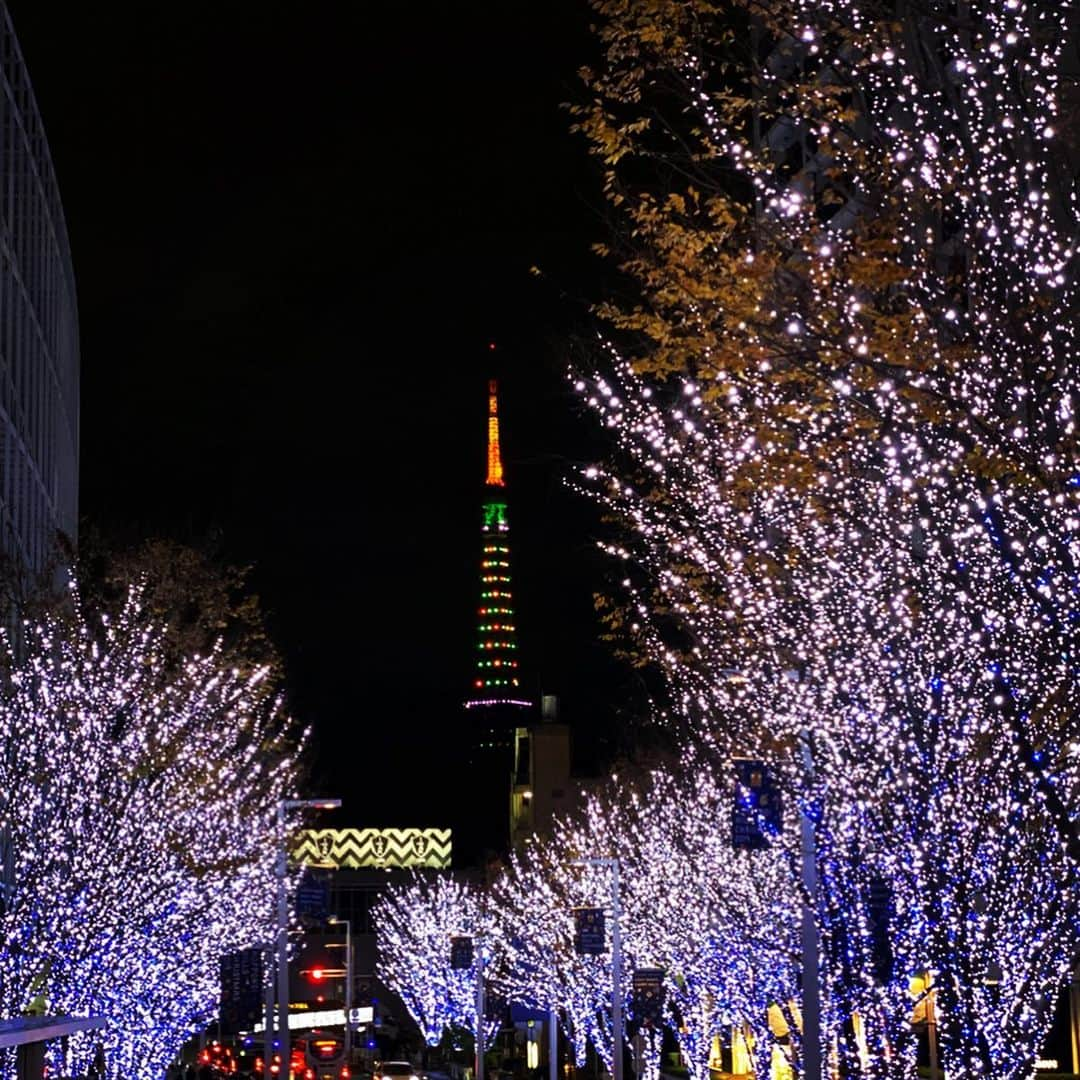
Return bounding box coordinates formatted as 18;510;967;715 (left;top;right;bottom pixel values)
275;796;340;1080
548;1008;558;1080
1070;960;1080;1075
344;920;353;1063
799;736;821;1080
610;861;623;1080
926;975;940;1080
475;959;485;1080
264;942;275;1080
277;804;291;1080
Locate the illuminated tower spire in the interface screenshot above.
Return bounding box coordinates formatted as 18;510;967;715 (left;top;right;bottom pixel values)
486;379;505;488
466;378;531;709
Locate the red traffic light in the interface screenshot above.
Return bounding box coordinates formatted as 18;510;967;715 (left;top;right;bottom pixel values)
310;968;324;982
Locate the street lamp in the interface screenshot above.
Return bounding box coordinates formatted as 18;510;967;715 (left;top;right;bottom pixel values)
328;916;353;1063
569;858;623;1080
271;798;341;1080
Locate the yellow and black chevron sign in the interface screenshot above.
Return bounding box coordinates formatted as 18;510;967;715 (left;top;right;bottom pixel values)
292;828;452;869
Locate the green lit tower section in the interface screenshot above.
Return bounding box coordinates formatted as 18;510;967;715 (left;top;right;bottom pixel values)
465;379;532;710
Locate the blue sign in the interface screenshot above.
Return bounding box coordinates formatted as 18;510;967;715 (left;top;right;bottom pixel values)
510;1004;550;1023
450;936;474;970
731;758;781;849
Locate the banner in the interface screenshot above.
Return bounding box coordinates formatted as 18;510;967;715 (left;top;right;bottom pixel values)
573;906;605;955
631;968;665;1026
292;828;451;869
450;935;474;970
731;758;781;849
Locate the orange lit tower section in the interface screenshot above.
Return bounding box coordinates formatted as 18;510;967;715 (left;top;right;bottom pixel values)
466;379;532;710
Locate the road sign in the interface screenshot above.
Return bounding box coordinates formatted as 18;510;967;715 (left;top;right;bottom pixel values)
573;907;605;955
220;948;263;1034
296;870;330;920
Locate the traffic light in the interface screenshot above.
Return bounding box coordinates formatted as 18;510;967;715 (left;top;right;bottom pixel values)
290;936;345;1005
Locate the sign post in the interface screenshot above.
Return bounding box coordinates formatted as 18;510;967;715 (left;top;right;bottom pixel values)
277;798;341;1080
475;963;485;1080
570;861;622;1080
730;750;818;1080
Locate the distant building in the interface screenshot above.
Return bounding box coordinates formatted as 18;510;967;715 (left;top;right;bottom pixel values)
0;5;79;576
511;694;587;849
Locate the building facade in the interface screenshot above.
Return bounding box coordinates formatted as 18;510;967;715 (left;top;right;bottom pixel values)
0;5;79;576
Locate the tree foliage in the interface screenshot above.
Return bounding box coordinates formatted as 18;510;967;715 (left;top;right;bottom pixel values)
0;587;307;1080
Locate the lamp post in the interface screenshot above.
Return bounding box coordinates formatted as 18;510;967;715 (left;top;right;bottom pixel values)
273;798;341;1080
569;859;623;1080
798;734;821;1080
328;917;353;1063
475;955;485;1080
547;1007;557;1080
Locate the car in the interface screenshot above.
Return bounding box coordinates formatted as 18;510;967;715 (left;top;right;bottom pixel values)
371;1061;419;1080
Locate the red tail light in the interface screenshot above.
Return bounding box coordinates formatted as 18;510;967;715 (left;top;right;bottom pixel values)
341;1068;351;1079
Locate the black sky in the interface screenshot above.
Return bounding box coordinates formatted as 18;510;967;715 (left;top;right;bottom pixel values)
5;1;637;832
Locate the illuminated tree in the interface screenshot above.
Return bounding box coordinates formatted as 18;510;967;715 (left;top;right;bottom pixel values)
584;763;798;1080
565;1;1080;1075
0;588;305;1080
575;0;1080;854
375;874;499;1047
575;358;1080;1079
491;808;622;1076
485;757;800;1080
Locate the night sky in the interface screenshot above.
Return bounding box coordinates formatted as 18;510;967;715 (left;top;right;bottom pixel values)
6;1;639;835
